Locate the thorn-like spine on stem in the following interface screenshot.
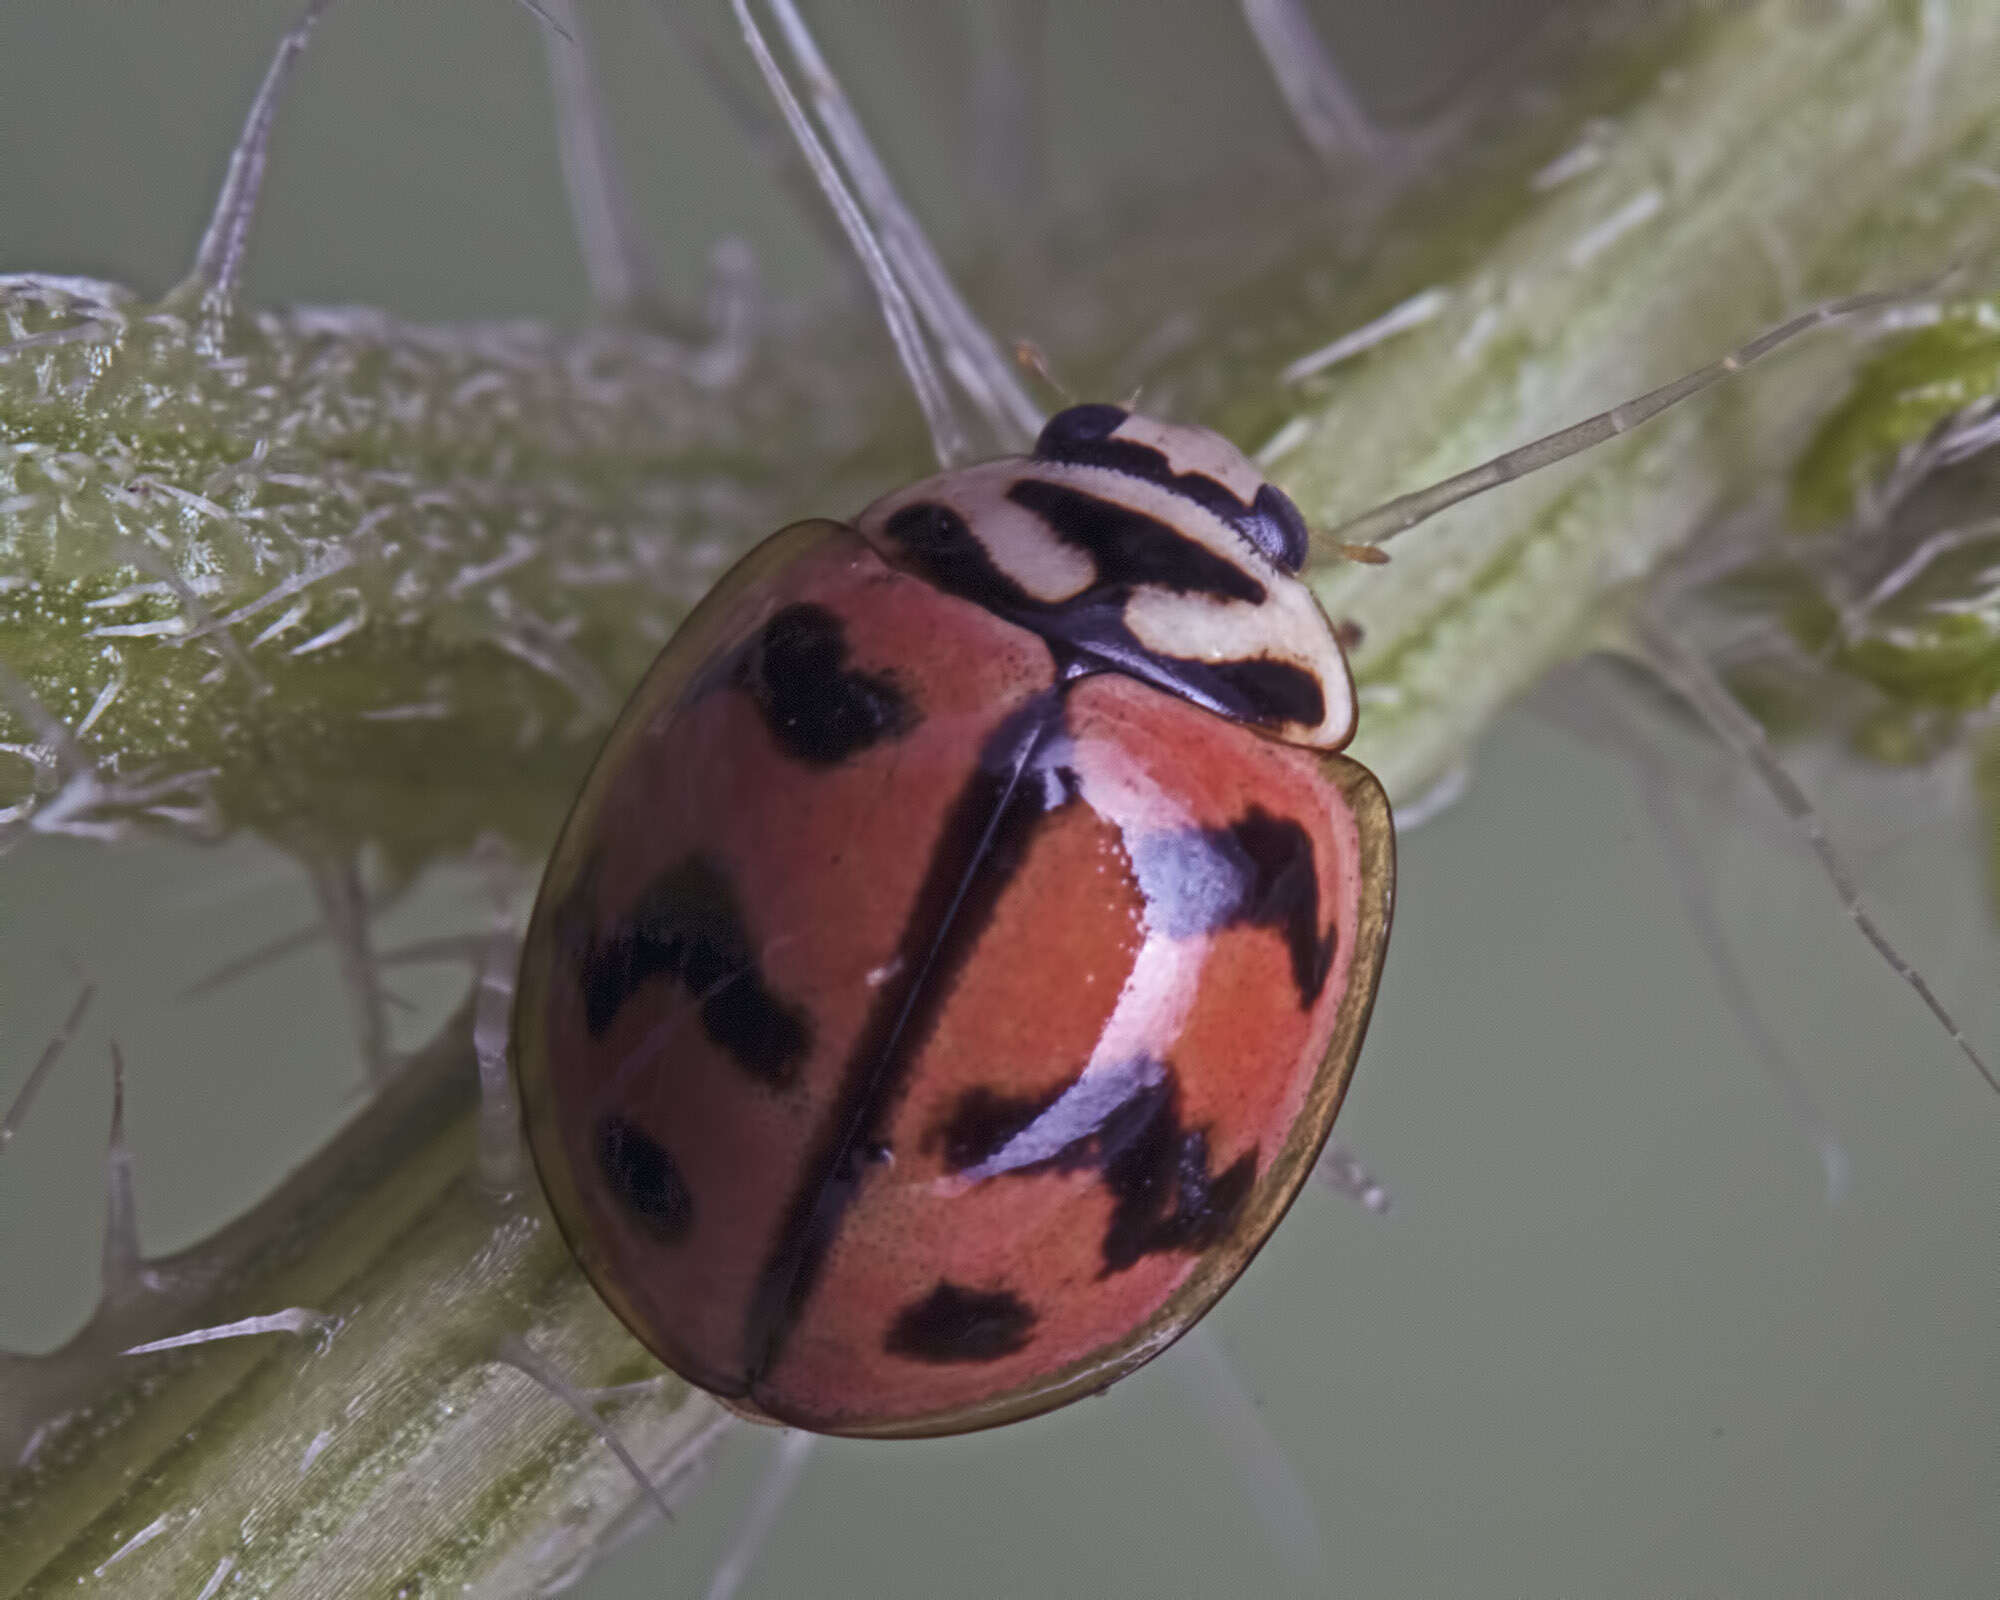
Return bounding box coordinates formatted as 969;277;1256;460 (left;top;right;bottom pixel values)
168;0;336;334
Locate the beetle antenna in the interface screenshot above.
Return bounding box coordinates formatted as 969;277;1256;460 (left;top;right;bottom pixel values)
732;0;968;469
762;0;1044;451
1629;610;1999;1100
1324;280;1948;552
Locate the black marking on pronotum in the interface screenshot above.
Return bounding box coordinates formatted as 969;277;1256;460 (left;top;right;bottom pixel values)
1004;479;1266;604
879;500;1321;734
579;855;810;1085
1247;484;1312;573
1033;402;1128;455
1031;402;1312;573
1147;653;1325;735
931;1055;1255;1276
737;601;915;765
1131;804;1338;1006
884;1281;1038;1364
595;1113;695;1243
743;690;1079;1384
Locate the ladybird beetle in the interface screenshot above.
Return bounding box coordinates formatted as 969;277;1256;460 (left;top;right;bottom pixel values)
512;403;1394;1438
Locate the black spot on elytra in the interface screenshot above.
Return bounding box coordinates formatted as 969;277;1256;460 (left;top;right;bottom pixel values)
1226;807;1338;1004
1096;1070;1256;1274
885;1281;1038;1364
580;854;810;1085
743;692;1078;1381
880;496;1320;736
737;601;914;765
1030;406;1310;573
935;1084;1059;1172
933;1056;1257;1277
595;1113;694;1242
1005;478;1266;603
1130;804;1337;1006
882;502;1038;615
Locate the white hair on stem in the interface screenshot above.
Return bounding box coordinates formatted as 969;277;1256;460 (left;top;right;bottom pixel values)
731;0;968;469
702;1429;818;1600
1628;610;1999;1099
100;1044;145;1304
532;0;664;325
1;979;93;1157
492;1335;681;1530
967;1;1049;234
1239;0;1387;169
305;855;393;1088
1172;1326;1328;1583
1543;663;1852;1200
1312;1134;1393;1214
764;0;1044;450
645;0;854;267
473;902;529;1206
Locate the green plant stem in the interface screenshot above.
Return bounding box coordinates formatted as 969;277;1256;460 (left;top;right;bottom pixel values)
5;3;2000;1593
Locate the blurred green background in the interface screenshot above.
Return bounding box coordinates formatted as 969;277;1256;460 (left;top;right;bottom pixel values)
1;4;1995;1596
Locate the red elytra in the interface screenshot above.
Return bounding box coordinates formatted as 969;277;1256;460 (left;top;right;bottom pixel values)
513;406;1394;1437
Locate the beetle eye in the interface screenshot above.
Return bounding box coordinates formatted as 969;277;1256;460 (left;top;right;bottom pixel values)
1033;403;1129;459
1245;484;1310;573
